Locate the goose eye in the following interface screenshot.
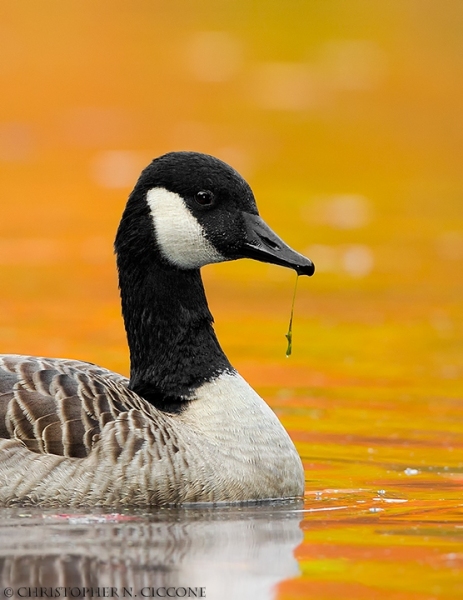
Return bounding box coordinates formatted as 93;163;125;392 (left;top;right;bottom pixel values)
195;190;215;207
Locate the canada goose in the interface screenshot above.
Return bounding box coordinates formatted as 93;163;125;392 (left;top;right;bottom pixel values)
0;151;314;507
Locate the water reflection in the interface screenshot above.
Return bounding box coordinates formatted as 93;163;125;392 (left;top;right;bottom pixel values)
0;503;303;600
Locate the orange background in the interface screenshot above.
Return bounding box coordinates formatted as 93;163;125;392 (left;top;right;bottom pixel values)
0;1;461;394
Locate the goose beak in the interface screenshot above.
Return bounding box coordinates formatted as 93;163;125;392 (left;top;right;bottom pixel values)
240;213;315;276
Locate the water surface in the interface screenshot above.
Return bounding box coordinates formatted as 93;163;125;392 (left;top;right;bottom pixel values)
0;503;302;599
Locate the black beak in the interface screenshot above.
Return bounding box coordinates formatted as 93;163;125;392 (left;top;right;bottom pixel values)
240;213;315;276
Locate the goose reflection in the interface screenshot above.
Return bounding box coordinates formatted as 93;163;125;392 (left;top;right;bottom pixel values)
0;504;303;600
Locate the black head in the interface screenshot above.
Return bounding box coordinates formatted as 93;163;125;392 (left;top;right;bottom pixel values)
116;151;314;275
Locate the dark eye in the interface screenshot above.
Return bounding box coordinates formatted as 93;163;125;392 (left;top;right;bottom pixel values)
195;190;215;207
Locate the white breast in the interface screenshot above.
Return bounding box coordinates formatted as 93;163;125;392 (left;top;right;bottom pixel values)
178;371;305;499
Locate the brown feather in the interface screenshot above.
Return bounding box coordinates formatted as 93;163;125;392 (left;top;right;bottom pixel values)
0;356;129;459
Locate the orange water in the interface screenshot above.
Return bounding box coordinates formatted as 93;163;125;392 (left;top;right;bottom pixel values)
0;2;462;598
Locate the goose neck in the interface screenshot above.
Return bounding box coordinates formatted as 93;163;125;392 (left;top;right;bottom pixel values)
118;257;231;411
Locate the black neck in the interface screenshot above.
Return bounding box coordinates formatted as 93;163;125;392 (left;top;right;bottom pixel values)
115;205;232;412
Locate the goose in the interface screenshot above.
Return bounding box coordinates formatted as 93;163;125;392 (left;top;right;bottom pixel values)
0;151;314;507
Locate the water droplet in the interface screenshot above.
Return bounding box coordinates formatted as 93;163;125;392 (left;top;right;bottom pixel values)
404;468;419;476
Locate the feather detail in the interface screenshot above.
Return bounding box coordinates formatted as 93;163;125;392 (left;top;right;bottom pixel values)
0;356;129;460
0;354;304;507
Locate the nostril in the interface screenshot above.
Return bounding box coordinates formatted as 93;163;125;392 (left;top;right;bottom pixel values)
260;234;281;250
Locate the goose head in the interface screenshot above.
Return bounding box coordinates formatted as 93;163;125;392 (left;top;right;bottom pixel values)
116;151;315;276
115;152;314;410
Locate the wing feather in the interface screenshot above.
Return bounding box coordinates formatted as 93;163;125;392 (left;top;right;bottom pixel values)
0;355;132;459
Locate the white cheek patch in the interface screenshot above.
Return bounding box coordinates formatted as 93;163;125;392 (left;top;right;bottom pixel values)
146;187;225;269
